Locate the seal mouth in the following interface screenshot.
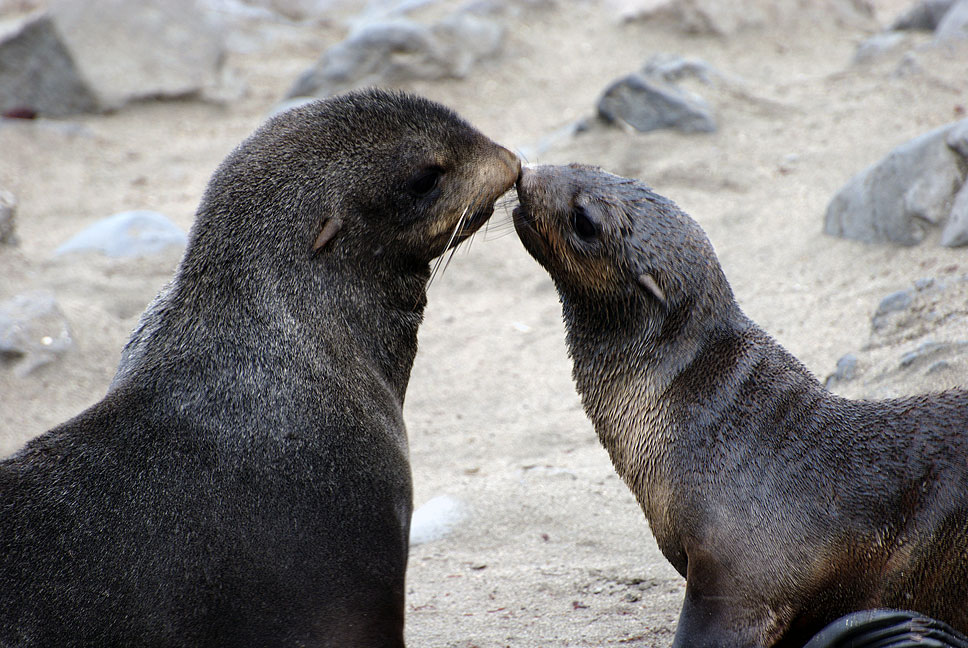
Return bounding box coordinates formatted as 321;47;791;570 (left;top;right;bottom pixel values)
449;202;496;248
511;203;552;265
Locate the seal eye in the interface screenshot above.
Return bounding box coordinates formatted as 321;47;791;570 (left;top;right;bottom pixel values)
407;166;443;198
572;205;597;240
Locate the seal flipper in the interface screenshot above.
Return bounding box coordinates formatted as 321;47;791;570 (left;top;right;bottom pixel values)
671;581;755;648
671;550;767;648
803;610;968;648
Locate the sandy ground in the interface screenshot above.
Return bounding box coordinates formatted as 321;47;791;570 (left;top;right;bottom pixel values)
2;1;968;645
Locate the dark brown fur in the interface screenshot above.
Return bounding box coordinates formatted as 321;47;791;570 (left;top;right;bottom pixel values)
0;89;519;647
513;163;968;648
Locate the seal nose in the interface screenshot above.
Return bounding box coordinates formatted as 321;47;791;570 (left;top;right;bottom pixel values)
497;146;522;187
516;164;535;198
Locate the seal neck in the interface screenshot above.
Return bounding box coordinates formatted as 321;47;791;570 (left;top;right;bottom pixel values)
116;243;430;412
305;259;429;404
565;293;751;506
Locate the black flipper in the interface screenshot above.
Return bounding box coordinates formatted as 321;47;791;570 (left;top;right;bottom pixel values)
804;610;968;648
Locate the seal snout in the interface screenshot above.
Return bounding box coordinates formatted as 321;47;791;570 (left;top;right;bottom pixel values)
516;164;535;194
500;146;523;187
443;144;521;249
512;164;556;266
512;165;535;228
514;165;539;212
484;145;521;196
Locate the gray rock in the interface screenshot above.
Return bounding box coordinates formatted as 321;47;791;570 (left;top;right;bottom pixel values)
824;119;968;245
914;276;937;290
852;31;909;64
889;0;957;30
940;181;968;246
617;0;874;35
947;118;968;157
935;0;968;42
199;0;282;23
54;210;187;258
830;276;968;399
49;0;226;111
285;6;503;99
233;0;360;21
597;72;716;134
287;20;436;98
899;339;968;369
614;0;768;35
0;290;73;376
0;13;99;117
876;289;914;314
0;189;16;246
872;289;913;330
824;352;858;388
903;155;963;225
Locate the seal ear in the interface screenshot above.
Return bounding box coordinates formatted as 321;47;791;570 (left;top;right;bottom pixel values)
638;273;666;307
313;217;342;252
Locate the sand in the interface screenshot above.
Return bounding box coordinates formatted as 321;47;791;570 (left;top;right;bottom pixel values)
1;1;967;645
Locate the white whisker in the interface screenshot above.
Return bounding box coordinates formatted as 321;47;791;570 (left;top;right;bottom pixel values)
427;202;470;291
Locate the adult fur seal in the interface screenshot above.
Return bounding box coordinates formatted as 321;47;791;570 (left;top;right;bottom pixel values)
512;163;968;648
0;89;519;647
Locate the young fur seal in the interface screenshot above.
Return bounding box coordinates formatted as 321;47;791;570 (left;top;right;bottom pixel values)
512;163;968;648
0;89;519;647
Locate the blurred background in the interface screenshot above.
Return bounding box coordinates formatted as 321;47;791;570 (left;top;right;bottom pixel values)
1;0;967;645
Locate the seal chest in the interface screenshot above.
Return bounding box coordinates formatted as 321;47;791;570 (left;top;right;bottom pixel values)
514;163;968;648
0;89;519;647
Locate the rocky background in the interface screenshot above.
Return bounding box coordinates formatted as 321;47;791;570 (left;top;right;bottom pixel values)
1;0;967;645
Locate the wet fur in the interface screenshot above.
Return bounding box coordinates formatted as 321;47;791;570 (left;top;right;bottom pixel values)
514;163;968;648
0;89;519;647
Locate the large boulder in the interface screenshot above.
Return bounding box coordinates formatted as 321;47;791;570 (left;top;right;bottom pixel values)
595;55;719;134
597;73;716;134
889;0;958;30
858;0;968;64
935;0;968;42
0;0;226;116
285;6;503;99
54;210;188;258
0;13;98;117
614;0;874;35
49;0;226;111
823;119;968;246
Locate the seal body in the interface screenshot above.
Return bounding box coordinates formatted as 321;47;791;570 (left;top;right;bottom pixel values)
513;163;968;648
0;89;519;647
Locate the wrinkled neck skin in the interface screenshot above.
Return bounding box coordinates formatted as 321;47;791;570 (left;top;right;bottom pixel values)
113;218;429;417
562;279;752;528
